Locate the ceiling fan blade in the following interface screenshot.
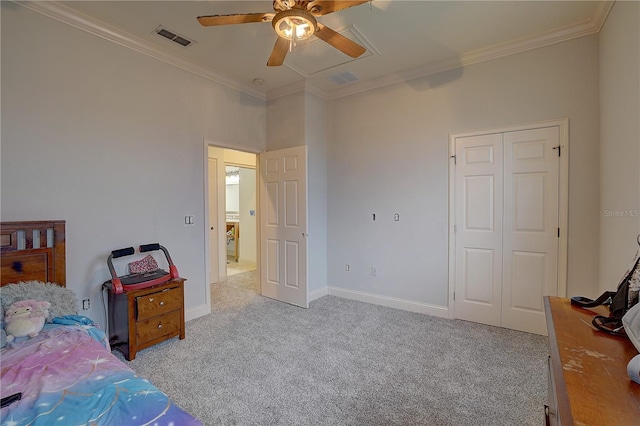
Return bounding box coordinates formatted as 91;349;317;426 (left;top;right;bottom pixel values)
314;23;366;58
197;13;274;27
307;1;370;16
267;37;290;66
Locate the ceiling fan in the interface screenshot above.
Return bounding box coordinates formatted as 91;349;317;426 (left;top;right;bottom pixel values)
197;0;370;67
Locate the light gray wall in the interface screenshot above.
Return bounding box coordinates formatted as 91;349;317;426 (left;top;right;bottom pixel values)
266;92;306;151
3;2;627;325
598;0;640;291
327;35;601;309
1;5;266;327
304;93;328;296
266;91;329;298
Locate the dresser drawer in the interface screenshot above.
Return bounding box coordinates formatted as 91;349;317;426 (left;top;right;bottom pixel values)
136;286;182;320
136;310;181;345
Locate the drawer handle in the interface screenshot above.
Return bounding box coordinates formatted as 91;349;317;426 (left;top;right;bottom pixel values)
160;301;165;306
157;323;163;329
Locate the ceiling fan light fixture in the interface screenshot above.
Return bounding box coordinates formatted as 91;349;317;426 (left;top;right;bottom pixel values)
272;9;317;42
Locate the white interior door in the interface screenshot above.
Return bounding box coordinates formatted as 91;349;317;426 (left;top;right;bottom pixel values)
208;157;219;283
502;127;559;334
259;146;308;308
454;133;504;327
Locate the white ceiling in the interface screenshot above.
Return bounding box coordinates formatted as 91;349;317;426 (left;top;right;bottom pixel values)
27;1;612;100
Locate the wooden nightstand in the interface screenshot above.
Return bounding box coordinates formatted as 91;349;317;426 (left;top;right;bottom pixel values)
108;278;186;361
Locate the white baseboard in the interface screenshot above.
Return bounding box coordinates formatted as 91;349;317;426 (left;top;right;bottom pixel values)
185;304;210;322
327;286;449;318
309;286;329;303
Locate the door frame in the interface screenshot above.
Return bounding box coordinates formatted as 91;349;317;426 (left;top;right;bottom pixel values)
447;118;569;319
203;139;262;315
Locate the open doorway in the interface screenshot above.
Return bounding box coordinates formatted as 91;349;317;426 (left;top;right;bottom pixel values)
225;165;257;276
207;145;257;284
206;142;310;310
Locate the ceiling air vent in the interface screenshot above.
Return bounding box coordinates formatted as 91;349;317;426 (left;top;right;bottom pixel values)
327;70;360;86
154;26;194;47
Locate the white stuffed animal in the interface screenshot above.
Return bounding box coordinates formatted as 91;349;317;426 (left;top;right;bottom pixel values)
4;300;50;342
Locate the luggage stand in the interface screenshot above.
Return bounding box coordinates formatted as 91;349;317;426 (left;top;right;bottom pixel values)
104;243;179;294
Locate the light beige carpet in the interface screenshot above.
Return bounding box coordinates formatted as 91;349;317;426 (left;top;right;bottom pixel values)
119;271;548;425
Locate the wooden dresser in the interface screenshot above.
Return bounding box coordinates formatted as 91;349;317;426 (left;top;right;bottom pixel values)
544;296;640;425
108;278;186;361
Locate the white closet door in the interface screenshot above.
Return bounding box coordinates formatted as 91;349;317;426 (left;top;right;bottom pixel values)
502;127;559;334
454;133;504;327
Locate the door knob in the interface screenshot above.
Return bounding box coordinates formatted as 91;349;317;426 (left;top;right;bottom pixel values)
210;227;214;230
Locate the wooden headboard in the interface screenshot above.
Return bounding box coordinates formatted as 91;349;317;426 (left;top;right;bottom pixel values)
1;220;66;287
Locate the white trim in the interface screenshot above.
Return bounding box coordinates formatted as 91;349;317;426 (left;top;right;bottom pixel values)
16;0;611;103
282;24;380;79
447;138;457;319
328;287;449;318
556;119;570;297
15;0;266;101
205;139;263;298
185;304;210;322
309;287;328;303
207;138;263;155
448;118;570;315
324;18;607;100
267;80;308;102
202;140;213;319
267;81;328;102
593;0;616;32
450;118;569;140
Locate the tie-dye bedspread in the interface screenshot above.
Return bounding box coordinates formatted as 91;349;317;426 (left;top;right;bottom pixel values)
1;321;201;426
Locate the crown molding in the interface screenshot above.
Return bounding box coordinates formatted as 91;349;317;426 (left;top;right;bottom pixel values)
14;1;267;101
266;80;307;102
324;5;612;101
593;0;616;31
266;79;329;102
15;0;614;104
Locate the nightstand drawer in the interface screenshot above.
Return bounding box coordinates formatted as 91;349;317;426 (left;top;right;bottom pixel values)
136;286;182;320
136;310;181;344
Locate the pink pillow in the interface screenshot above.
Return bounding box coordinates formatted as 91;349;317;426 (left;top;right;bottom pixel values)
128;255;158;274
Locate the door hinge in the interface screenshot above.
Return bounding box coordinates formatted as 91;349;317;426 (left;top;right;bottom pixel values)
453;291;456;301
451;155;457;165
552;145;561;157
558;228;560;238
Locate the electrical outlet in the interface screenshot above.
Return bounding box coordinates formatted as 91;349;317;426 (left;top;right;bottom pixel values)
82;299;90;310
371;266;377;276
345;264;350;271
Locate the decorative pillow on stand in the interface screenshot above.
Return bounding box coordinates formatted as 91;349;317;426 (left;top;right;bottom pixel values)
128;255;158;274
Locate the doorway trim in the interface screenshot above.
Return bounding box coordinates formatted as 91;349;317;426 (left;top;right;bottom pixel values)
447;118;569;319
203;139;262;316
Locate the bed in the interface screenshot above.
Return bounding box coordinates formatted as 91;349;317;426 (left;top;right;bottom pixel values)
1;220;202;425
